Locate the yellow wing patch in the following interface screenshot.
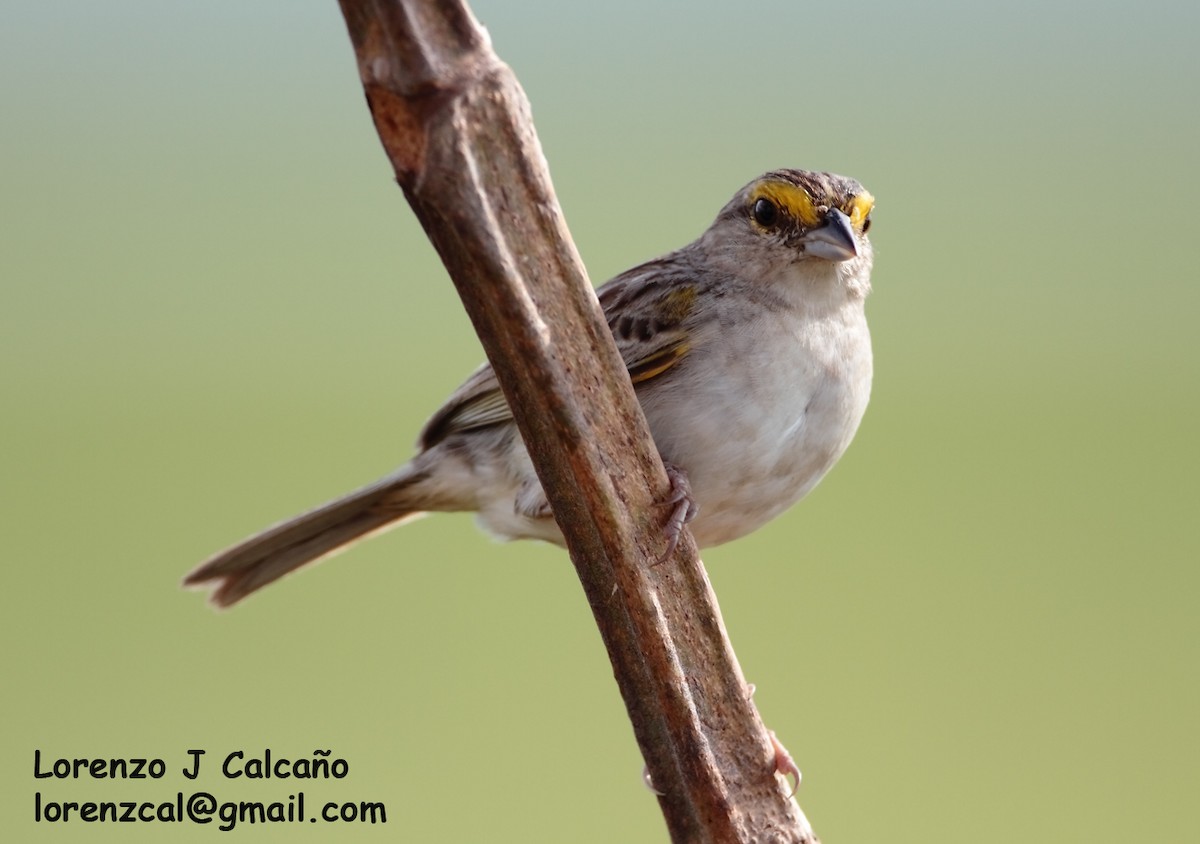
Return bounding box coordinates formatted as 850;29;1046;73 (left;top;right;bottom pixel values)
660;286;697;322
627;340;690;385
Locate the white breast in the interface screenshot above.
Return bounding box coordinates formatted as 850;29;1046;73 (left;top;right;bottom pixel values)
642;297;872;548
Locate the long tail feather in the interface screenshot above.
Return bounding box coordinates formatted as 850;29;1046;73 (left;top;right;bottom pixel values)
184;467;426;608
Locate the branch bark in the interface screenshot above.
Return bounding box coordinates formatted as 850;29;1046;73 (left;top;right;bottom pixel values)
336;2;818;841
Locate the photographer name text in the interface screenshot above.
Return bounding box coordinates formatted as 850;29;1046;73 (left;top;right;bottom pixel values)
36;748;348;781
32;749;387;831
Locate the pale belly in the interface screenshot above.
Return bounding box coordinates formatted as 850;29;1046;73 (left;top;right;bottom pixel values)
668;375;867;547
469;305;872;549
642;311;872;547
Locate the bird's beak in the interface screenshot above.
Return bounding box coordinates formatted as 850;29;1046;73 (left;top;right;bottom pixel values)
802;208;859;262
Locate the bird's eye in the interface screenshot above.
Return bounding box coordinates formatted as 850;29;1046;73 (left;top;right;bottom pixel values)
752;198;778;227
862;213;872;234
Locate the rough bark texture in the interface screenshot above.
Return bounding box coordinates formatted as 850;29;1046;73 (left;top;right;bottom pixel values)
337;2;818;841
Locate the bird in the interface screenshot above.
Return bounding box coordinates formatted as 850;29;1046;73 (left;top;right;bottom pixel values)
185;168;875;608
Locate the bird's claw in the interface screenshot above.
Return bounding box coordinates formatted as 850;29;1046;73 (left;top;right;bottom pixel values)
654;463;699;565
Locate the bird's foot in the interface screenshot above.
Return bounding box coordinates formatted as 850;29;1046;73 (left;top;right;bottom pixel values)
654;463;699;565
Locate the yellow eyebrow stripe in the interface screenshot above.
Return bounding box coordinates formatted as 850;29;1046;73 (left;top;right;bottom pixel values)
847;192;875;230
750;181;823;228
750;181;875;233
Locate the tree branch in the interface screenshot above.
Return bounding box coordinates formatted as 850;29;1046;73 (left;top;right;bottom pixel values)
336;2;818;840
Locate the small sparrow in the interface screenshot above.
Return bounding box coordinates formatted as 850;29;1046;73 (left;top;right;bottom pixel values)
186;168;874;607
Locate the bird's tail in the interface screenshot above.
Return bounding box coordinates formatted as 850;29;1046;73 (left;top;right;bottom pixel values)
184;465;430;608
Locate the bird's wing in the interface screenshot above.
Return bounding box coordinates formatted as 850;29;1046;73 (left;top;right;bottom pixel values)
418;255;697;450
417;361;512;449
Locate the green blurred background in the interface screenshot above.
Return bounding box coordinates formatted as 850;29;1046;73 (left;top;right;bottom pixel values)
3;1;1197;841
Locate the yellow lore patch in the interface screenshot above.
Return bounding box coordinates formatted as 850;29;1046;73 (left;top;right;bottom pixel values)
750;180;874;233
847;192;875;230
